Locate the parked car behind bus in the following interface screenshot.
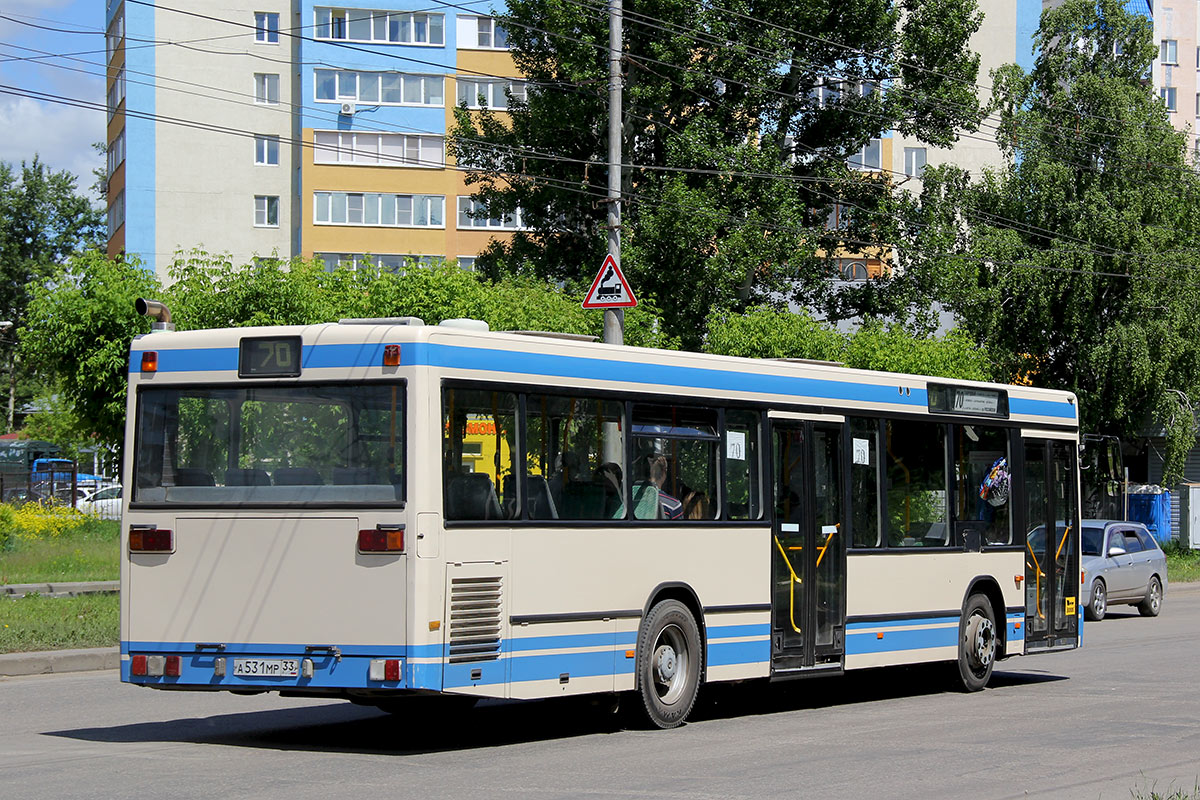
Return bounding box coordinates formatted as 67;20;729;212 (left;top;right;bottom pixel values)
1081;520;1167;621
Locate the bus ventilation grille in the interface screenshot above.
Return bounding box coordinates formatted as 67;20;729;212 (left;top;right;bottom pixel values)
448;576;503;663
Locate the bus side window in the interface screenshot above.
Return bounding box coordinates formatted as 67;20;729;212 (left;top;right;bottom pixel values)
849;418;882;548
526;394;624;520
955;424;1011;547
442;388;518;521
884;419;947;547
724;410;761;520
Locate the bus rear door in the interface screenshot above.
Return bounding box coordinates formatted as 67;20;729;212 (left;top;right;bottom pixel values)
769;415;846;675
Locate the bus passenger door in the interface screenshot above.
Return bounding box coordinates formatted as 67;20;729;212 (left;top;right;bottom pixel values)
1023;438;1080;651
770;417;846;674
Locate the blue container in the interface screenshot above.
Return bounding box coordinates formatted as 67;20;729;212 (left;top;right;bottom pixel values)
1128;492;1172;544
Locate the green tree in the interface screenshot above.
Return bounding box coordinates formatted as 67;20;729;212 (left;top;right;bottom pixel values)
21;252;161;452
705;306;992;380
904;0;1200;482
450;0;985;348
0;156;105;430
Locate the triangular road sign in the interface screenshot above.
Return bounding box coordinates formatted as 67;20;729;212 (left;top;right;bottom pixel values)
582;254;638;309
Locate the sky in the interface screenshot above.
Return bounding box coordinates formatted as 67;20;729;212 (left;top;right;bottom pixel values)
0;0;106;196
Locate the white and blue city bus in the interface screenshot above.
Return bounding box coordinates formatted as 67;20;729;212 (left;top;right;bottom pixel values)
120;302;1081;728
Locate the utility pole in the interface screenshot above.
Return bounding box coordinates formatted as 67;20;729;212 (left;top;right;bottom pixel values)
603;0;624;346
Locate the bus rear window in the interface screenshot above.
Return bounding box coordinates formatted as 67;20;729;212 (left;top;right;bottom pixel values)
133;383;404;506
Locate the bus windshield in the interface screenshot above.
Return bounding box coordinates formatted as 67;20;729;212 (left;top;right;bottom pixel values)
133;383;404;506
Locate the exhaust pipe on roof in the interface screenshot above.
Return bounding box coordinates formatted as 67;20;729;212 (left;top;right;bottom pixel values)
135;298;175;332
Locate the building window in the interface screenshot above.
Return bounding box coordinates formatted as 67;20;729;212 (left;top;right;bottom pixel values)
255;195;280;227
456;79;526;109
255;134;280;165
106;9;124;62
314;8;444;45
903;146;927;178
1161;86;1177;112
314;69;443;106
1161;39;1178;65
317;253;442;271
107;189;125;238
255;73;280;104
457;197;524;229
847;138;881;170
313;131;443;167
456;256;476;271
107;129;126;176
254;12;279;43
106;67;125;118
457;15;508;49
313;192;445;227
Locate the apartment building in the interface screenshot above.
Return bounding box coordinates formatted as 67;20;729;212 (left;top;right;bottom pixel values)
104;0;520;278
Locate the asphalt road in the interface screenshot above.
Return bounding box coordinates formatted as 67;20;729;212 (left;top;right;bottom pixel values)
3;587;1199;800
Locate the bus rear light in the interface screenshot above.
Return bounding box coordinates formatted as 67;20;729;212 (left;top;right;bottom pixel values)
129;526;173;553
358;526;404;552
131;655;148;676
164;656;182;677
383;344;401;366
141;351;158;372
146;656;166;677
368;658;402;682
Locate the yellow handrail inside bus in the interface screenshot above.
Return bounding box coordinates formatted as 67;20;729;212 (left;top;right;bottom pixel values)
815;523;839;569
1056;524;1073;561
773;535;803;634
1026;539;1046;621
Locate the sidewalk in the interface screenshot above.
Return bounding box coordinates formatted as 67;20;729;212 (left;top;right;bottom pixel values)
0;647;120;677
2;580;119;598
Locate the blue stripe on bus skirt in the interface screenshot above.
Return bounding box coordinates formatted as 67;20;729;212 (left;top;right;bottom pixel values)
128;341;1076;420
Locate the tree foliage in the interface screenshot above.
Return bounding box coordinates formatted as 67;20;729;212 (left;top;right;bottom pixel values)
451;0;985;347
902;0;1200;482
705;306;992;380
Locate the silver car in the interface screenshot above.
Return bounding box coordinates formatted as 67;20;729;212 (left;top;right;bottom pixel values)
1081;519;1167;621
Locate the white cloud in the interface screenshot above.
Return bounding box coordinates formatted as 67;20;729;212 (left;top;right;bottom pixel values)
0;95;105;196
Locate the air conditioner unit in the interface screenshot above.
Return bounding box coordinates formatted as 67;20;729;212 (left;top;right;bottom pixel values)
339;102;356;116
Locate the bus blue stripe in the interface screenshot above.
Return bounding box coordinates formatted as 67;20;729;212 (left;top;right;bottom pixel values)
129;340;1076;420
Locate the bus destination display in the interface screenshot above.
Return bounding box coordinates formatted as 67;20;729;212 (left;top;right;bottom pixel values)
927;384;1008;418
238;336;302;378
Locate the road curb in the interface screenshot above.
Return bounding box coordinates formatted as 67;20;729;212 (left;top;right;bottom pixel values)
0;647;120;677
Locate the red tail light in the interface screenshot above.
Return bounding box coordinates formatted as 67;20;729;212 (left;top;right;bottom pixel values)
129;526;173;553
384;659;401;681
131;655;148;676
165;656;181;677
358;526;404;552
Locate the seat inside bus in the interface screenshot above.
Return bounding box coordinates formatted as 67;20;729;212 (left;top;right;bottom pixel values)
446;473;503;520
273;467;324;485
225;468;271;486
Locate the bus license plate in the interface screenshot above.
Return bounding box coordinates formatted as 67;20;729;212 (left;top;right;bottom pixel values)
233;658;299;678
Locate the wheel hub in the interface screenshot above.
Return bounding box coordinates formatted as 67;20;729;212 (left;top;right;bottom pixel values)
966;614;996;668
655;644;677;683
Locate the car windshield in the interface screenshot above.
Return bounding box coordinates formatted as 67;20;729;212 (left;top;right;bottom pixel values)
1081;526;1105;556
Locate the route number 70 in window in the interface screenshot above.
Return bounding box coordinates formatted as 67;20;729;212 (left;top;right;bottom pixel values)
238;336;303;378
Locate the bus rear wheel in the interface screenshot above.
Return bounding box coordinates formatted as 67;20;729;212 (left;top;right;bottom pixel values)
634;599;702;729
956;593;996;692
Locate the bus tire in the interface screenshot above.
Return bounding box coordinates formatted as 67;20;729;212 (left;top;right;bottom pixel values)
956;593;996;692
635;599;702;729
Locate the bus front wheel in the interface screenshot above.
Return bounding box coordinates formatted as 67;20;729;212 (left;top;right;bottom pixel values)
634;599;702;729
956;593;996;692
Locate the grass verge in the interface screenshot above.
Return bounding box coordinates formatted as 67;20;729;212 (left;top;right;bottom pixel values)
1164;541;1200;584
0;513;119;585
0;592;120;653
